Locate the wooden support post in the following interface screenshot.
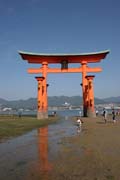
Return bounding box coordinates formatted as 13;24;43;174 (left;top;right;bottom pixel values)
81;61;88;117
86;75;96;117
35;76;46;119
42;62;48;119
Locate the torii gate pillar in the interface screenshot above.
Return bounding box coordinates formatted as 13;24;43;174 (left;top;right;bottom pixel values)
81;61;88;117
85;75;96;117
35;77;48;119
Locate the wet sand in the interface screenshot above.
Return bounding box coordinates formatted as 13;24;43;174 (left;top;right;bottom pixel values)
48;116;120;180
0;115;120;180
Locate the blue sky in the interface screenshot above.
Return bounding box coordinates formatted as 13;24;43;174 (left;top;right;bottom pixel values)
0;0;120;100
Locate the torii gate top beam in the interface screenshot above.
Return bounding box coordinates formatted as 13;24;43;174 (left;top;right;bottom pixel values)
19;50;110;64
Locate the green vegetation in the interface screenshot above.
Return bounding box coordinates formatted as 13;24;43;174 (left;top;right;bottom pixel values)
0;115;58;141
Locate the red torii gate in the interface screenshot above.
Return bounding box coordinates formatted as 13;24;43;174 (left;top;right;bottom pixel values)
19;50;109;119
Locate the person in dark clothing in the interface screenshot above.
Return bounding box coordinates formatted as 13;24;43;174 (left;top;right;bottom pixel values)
112;109;116;123
103;109;107;123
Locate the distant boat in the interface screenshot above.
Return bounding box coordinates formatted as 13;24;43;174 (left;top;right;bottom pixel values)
62;102;70;107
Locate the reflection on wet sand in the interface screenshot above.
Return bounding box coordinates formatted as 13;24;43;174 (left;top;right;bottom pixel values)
0;116;77;179
26;126;52;179
37;127;52;172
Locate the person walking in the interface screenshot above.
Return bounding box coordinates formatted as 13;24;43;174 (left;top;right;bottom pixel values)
103;109;107;123
112;109;116;123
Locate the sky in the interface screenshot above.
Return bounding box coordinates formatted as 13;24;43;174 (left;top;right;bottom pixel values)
0;0;120;100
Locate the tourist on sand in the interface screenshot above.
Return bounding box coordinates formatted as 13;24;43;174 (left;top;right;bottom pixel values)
96;110;99;116
112;109;116;123
76;117;82;133
77;117;82;126
103;109;107;123
52;111;57;117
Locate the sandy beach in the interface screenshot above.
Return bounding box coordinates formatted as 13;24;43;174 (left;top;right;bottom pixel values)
48;115;120;180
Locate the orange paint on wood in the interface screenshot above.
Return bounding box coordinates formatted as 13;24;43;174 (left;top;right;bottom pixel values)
35;77;44;111
19;50;109;64
86;75;95;113
28;67;102;74
42;62;48;112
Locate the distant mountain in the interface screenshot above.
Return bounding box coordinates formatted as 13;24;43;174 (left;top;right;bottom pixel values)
0;98;37;110
94;98;106;104
0;96;119;110
103;96;120;103
48;96;106;106
48;96;83;106
0;98;8;104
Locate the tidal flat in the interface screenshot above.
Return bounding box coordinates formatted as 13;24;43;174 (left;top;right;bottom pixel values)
49;116;120;180
0;115;120;180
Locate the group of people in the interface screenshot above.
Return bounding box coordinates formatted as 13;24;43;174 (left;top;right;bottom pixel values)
76;108;117;133
103;109;116;123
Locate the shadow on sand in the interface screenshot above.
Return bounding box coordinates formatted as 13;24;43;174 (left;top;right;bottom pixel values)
96;121;114;124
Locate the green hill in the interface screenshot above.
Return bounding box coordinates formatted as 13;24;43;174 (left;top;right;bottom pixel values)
0;96;109;110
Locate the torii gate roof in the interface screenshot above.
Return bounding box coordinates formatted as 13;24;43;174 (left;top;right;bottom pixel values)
19;50;110;64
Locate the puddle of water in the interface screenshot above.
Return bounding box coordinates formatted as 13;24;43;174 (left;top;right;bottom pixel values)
0;116;81;180
0;130;38;180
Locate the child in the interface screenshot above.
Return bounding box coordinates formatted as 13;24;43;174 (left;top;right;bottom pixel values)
76;118;82;127
76;117;82;133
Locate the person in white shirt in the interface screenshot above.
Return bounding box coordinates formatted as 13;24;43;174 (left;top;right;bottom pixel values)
77;118;82;126
76;118;82;133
